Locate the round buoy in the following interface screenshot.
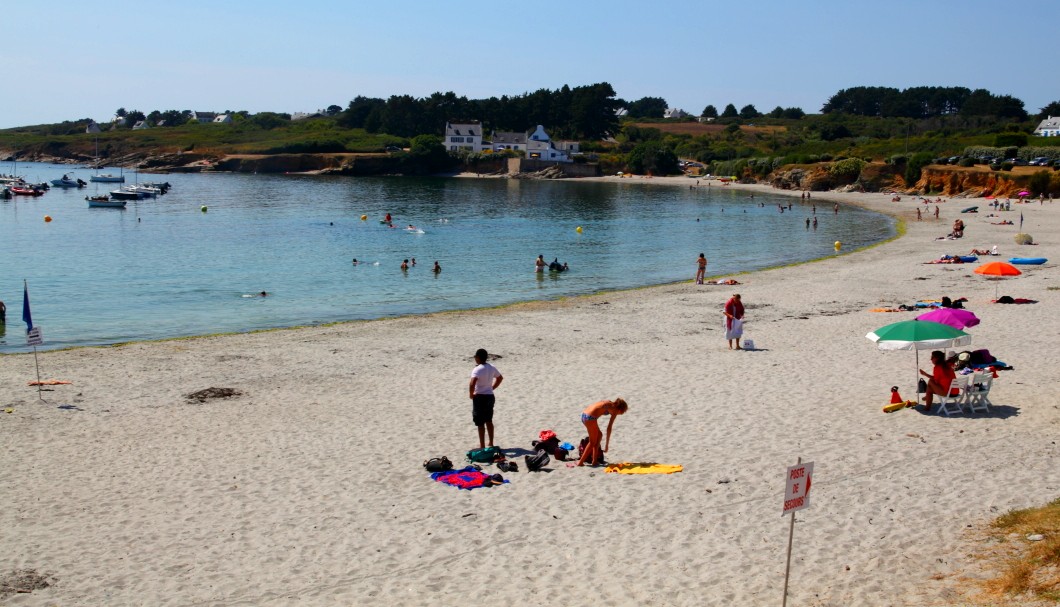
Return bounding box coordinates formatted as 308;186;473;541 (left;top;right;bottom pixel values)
834;241;842;251
361;215;367;221
44;215;52;223
576;226;583;234
200;205;208;213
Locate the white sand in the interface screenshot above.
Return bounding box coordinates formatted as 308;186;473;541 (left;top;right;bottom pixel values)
2;181;1057;606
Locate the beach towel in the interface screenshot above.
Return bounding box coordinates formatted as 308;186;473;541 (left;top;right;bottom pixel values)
430;466;508;490
604;463;684;475
993;298;1037;304
27;379;72;386
869;308;904;313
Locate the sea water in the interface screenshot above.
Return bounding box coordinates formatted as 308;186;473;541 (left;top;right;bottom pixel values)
0;162;895;352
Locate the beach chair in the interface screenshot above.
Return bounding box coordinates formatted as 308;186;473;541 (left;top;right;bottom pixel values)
964;373;993;414
936;379;966;416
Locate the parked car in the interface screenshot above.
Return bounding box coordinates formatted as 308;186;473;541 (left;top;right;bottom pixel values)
1029;156;1051;166
1006;158;1028;166
948;156;961;164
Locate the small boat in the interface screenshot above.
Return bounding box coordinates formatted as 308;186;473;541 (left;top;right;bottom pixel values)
90;173;125;183
121;184;160;197
140;181;172;194
51;175;87;188
1008;257;1047;265
10;184;45;196
86;195;126;208
110;188;146;200
0;187;11;199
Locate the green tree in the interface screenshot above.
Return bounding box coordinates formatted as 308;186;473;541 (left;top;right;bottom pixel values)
627;140;679;175
1038;100;1060;119
405;134;453;173
905;151;934;186
1028;170;1051;196
338;96;386;129
701;105;718;119
627;96;668;119
721;104;738;118
782;107;805;119
739;104;760;119
768;106;785;119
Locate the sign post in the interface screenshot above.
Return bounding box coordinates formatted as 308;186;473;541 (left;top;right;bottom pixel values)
782;458;813;607
23;280;44;400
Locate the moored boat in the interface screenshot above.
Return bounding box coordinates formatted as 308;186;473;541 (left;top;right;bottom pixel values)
110;188;146;200
51;174;87;188
90;173;125;183
10;184;45;196
86;195;127;208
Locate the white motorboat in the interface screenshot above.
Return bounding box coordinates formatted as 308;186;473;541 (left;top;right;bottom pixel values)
51;174;87;188
86;195;126;208
90;173;125;183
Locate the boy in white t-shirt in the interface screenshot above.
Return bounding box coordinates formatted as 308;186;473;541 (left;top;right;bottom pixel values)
469;348;503;449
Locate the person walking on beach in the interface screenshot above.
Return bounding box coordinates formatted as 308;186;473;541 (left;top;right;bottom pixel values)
934;205;940;219
469;348;503;449
571;398;628;467
695;253;707;284
917;207;922;221
724;293;745;350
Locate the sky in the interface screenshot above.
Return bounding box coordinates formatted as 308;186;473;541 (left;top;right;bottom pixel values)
5;0;1058;129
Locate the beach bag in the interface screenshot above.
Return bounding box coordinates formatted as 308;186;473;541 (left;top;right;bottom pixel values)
917;379;927;394
525;449;550;472
423;456;453;472
466;446;502;463
743;338;755;351
531;436;560;456
554;447;569;461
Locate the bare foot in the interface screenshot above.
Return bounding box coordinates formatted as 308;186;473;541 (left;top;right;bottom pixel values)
566;462;580;468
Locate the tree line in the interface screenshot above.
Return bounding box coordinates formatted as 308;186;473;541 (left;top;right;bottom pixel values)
337;83;620;141
821;86;1030;120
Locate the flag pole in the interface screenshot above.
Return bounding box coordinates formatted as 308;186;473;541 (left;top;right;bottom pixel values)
781;456;800;607
24;279;43;400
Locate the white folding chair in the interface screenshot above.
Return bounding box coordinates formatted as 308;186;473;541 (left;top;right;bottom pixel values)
936;378;965;416
964;373;994;414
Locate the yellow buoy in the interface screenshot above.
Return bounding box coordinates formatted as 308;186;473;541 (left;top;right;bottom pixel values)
44;215;52;223
576;226;583;234
834;241;842;251
361;215;367;221
200;206;208;213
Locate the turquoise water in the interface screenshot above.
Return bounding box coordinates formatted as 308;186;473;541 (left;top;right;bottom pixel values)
0;162;895;352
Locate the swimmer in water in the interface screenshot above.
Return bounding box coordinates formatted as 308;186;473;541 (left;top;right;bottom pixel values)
259;291;268;297
433;261;441;273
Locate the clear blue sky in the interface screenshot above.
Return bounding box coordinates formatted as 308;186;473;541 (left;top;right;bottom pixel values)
6;0;1057;129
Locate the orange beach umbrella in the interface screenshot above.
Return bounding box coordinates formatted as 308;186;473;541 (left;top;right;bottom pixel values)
975;261;1021;298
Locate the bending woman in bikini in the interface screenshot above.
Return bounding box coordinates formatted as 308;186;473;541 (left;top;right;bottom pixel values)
571;398;628;467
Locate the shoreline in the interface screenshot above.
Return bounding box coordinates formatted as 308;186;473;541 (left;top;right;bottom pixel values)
2;180;1057;605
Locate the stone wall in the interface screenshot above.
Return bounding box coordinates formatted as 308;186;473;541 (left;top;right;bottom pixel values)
507;158;600;177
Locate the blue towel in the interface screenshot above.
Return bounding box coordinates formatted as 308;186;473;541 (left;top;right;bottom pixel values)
560;442;575;451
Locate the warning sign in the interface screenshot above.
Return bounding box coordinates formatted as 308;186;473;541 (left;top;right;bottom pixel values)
26;326;43;347
783;461;813;515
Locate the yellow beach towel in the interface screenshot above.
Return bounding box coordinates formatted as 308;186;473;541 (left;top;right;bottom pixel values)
605;462;683;475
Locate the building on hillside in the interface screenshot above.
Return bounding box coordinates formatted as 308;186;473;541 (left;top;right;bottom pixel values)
444;121;484;152
213;114;233;124
86;121;101;134
190;111;218;123
292;111;325;121
615;107;629;117
664;107;688;119
554;140;581;155
132;120;150;130
1034;116;1060;137
526;125;571;163
491;131;527;152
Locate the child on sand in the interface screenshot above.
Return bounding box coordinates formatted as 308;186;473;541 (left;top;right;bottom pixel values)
571;398;628;467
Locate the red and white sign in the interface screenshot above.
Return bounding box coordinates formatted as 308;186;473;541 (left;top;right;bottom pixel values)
782;461;813;515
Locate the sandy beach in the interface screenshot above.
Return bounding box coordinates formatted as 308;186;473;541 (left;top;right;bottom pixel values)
2;179;1057;606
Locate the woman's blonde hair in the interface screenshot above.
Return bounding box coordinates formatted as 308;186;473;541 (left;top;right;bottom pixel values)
612;398;628;413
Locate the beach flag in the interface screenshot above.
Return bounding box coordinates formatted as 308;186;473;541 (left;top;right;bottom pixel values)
22;281;33;332
1019;211;1023;231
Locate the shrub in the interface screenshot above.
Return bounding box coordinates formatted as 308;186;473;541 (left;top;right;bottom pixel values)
905;151;934;186
958;157;975;167
829;158;866;182
1028;170;1051;196
1000;161;1014;171
994;133;1028;147
1014;233;1034;245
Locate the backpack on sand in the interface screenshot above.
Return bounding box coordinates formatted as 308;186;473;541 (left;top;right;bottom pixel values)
466;446;503;463
525;449;550;472
423;456;453;472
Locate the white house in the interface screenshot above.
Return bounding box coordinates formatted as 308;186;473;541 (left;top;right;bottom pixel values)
132;120;150;130
525;125;571;163
190;111;218;123
491;131;527;152
85;121;101;134
664;107;688;119
615;107;629;117
213;114;233;124
1034;116;1060;137
444;121;484;152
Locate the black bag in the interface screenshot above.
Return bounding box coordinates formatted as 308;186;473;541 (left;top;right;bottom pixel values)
531;436;560;456
524;449;550;472
423;456;453;472
554;447;569;461
917;378;927;394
